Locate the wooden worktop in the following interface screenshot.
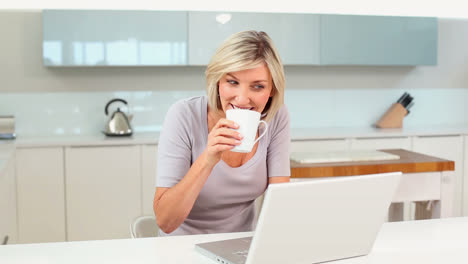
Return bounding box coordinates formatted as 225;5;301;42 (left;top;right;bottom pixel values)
290;149;454;178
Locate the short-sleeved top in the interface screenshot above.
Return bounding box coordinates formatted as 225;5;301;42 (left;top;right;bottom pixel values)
156;96;290;236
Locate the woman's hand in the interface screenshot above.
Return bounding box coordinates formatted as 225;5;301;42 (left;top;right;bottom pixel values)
204;118;243;166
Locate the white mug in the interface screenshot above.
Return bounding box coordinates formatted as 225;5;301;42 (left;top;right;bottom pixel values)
226;109;268;153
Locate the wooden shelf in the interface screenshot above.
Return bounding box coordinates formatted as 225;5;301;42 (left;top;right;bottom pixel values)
291;149;454;178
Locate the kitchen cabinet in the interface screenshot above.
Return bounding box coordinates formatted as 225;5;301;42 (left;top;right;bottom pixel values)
141;144;158;216
15;147;66;243
320;15;437;65
0;154;17;245
43;10;188;66
7;131;466;244
43;10;437;67
412;136;464;216
291;139;349;153
188;12;320;65
65;146;141;241
464;136;468;216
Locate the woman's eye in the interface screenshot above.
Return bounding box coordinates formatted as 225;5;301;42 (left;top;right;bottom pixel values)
227;80;238;85
253;85;265;89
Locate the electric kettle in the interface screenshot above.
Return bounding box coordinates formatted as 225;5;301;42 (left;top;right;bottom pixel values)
103;98;133;136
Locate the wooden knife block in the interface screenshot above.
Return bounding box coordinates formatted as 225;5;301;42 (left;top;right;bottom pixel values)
375;103;408;128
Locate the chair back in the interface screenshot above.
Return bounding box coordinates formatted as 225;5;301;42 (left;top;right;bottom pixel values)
130;215;158;238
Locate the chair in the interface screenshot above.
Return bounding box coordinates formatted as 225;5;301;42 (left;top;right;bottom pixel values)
130;215;159;238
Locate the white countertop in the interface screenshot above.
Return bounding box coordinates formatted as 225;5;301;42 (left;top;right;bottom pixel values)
12;132;160;147
291;124;468;140
0;217;467;264
6;124;468;147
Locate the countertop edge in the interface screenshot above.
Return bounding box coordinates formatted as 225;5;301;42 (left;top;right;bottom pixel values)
3;125;468;148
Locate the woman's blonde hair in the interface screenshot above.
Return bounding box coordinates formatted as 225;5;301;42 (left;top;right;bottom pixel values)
205;30;285;122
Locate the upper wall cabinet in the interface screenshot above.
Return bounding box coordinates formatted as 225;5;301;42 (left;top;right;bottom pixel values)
42;10;188;66
188;12;320;65
320;15;438;65
42;10;437;66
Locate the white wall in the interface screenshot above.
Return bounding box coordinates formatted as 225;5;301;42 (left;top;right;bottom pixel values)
2;0;468;18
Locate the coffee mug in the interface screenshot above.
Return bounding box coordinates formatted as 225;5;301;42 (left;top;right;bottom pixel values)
226;109;268;153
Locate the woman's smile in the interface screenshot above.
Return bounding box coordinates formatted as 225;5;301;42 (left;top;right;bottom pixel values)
229;103;254;110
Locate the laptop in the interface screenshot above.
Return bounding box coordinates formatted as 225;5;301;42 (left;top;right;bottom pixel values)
195;172;402;264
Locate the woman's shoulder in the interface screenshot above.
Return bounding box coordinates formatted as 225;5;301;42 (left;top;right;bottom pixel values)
266;104;290;140
163;96;207;135
269;104;290;126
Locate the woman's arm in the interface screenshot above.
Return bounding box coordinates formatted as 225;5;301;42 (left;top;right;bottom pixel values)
153;151;217;233
268;176;290;184
154;118;242;234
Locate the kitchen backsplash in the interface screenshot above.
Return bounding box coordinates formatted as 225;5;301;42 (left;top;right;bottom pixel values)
1;88;467;136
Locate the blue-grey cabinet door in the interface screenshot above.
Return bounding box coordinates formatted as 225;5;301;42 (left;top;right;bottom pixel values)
43;10;188;66
319;15;437;65
188;12;320;65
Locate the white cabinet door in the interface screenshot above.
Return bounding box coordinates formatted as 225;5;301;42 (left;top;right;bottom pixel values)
464;136;468;216
350;137;411;150
291;139;349;153
412;136;464;217
141;145;157;216
0;153;17;245
65;146;141;241
15;147;66;243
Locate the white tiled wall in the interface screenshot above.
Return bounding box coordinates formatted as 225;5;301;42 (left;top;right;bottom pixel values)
286;88;468;128
1;88;467;136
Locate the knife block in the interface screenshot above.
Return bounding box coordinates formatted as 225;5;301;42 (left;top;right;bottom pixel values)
375;103;408;128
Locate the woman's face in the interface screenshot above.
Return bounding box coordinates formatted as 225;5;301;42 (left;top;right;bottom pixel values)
218;63;274;116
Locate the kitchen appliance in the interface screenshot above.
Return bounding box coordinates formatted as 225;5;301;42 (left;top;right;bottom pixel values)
103;98;133;136
0;115;16;140
375;92;414;128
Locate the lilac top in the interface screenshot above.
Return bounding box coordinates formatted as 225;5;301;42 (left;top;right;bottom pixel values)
156;96;290;236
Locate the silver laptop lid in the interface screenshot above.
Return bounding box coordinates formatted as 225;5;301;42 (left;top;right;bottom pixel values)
246;172;401;264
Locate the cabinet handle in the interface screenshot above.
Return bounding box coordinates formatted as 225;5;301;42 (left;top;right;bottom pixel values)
2;236;8;245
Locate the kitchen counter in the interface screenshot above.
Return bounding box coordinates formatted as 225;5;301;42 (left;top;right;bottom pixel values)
291;149;456;219
5;124;468;147
1;217;467;264
290;149;455;178
0;124;466;176
291;124;468;140
11;132;160;147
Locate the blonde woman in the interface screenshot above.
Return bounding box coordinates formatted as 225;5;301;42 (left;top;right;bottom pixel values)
154;31;290;236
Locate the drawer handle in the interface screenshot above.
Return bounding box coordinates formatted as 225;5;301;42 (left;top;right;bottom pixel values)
2;236;8;245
